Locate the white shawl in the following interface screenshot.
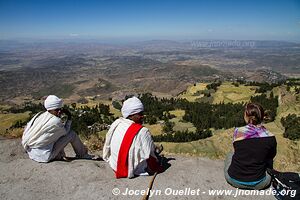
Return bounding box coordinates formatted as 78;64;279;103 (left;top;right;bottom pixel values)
103;118;156;178
22;111;67;150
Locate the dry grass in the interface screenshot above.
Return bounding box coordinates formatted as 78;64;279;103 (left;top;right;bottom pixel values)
1;128;24;138
168;109;196;132
159;128;233;159
98;130;108;139
274;86;300;119
264;122;300;172
171;118;196;132
144;123;163;136
0;105;11;110
178;83;207;102
212;82;257;104
169;109;185;118
82;134;105;152
0;112;30;135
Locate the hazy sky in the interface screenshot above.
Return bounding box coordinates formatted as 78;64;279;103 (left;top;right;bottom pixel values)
0;0;299;41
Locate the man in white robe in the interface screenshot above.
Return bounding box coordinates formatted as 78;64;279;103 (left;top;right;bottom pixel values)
22;95;92;162
103;96;163;178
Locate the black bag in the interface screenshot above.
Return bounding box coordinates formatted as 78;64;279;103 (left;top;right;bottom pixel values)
267;169;300;200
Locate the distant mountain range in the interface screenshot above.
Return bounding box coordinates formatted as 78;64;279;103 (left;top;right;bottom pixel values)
0;39;299;102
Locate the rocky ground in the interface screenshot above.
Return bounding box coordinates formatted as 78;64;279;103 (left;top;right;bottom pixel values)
0;137;276;200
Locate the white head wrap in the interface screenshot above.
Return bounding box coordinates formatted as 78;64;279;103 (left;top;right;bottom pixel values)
44;95;63;111
121;96;144;118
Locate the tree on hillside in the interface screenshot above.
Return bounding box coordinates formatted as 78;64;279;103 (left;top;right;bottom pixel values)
250;94;278;122
162;118;175;133
281;114;300;140
206;81;222;91
112;100;122;110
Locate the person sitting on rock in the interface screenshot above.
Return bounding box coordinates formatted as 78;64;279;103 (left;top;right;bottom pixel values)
224;102;277;190
103;96;164;178
22;95;94;162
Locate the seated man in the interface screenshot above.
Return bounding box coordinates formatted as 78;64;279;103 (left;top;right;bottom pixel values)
22;95;93;162
103;96;164;178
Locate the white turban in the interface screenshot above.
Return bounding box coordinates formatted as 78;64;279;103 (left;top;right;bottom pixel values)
44;95;63;111
121;96;144;118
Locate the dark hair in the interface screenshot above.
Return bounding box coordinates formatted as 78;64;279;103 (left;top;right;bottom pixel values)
244;103;265;125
